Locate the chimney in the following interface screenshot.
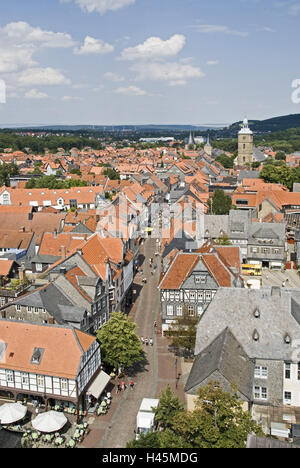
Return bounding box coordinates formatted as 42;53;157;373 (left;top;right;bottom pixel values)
18;267;25;283
61;246;66;260
19;226;25;233
76;248;82;256
54;229;57;239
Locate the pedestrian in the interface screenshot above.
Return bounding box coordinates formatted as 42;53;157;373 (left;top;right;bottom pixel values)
145;337;149;346
154;321;157;328
35;407;39;416
130;380;134;390
141;336;145;345
117;384;122;394
121;381;126;391
150;338;153;346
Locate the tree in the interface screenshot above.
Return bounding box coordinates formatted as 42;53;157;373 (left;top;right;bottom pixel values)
275;151;286;161
126;382;263;448
154;385;184;429
127;432;162;449
259;162;293;189
0;163;19;186
171;382;263;448
207;189;232;215
126;430;190;449
215;233;232;245
103;168;120;180
97;312;144;371
164;308;198;357
215;154;234;169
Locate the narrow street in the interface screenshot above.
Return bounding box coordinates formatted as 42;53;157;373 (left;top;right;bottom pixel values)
80;237;186;448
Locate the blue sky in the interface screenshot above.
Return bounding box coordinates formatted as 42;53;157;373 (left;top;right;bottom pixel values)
0;0;300;126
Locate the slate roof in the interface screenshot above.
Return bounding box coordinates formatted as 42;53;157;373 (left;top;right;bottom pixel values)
14;282;87;324
195;287;300;361
185;328;254;400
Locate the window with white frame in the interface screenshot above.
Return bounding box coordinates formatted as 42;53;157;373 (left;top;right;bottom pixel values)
285;363;291;379
175;292;180;302
6;370;14;383
254;366;268;379
254;386;268;400
60;378;68;392
35;264;43;272
1;297;5;306
188;305;195;316
16;305;21;312
298;363;300;380
21;373;29;385
197;305;204;316
176;305;183;316
206;292;211;301
27;306;32;313
37;375;45;387
34;307;39;314
198;291;204;301
167;305;174;316
190;291;196;301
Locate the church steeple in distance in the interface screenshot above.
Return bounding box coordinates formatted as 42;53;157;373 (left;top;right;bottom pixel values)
188;130;196;146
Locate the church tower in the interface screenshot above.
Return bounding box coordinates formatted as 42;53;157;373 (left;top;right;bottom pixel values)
186;130;196;149
236;118;253;166
204;134;212;156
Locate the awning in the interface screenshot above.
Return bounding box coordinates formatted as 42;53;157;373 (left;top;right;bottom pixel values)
87;370;111;399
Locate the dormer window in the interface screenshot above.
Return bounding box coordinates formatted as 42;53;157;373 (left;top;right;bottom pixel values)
31;347;44;365
253;330;259;342
284;334;291;345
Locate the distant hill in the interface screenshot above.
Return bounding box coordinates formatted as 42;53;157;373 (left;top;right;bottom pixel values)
227;114;300;135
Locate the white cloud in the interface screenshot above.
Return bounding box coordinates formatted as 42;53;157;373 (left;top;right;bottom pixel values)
262;27;275;33
207;60;219;66
131;61;204;86
168;80;187;87
93;84;105;92
62;95;83;101
120;34;186;61
2;21;75;48
0;48;36;73
70;0;136;14
24;89;49;99
290;3;300;15
74;36;114;55
115;85;147;96
191;24;248;37
0;21;75;75
104;72;125;82
17;68;71;86
72;83;89;89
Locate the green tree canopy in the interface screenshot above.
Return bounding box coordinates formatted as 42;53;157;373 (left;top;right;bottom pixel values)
97;312;144;370
215;154;234;169
215;233;232;245
103;168;120;180
127;382;263;448
154;385;184;430
0;163;19;186
164;307;198;357
207;189;232;215
25;175;88;189
259;162;293;189
171;382;263;448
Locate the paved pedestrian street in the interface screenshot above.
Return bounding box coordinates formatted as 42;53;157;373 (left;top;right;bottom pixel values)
80;238;186;449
